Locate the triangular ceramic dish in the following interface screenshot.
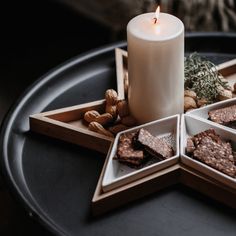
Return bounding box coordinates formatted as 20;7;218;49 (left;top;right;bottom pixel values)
102;114;180;192
186;97;236;132
181;114;236;189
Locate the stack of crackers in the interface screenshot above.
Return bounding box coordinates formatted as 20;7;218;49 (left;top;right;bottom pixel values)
116;128;174;168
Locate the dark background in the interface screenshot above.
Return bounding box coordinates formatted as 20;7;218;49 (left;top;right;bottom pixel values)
0;0;111;235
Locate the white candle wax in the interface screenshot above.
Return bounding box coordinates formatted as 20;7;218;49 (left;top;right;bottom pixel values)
127;12;184;123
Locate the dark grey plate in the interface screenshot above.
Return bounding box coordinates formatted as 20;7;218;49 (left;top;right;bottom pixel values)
1;34;236;236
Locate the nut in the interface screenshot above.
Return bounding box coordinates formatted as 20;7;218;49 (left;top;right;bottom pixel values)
88;122;114;137
95;113;113;126
105;105;117;118
220;77;232;90
197;98;208;107
109;124;128;134
184;90;197;100
121;115;136;127
84;110;100;123
117;100;129;117
105;89;118;105
184;97;197;111
218;89;232;101
124;72;129;96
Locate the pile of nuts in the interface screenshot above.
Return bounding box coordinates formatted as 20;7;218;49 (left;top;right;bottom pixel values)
184;90;207;112
184;82;236;112
84;89;136;137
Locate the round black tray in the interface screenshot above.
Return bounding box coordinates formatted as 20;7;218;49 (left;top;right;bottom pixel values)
1;34;236;236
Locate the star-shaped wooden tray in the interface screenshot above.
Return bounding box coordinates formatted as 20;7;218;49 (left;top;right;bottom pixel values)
29;49;236;215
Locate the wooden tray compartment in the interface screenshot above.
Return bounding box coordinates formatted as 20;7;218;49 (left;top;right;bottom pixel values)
30;48;127;154
30;99;113;154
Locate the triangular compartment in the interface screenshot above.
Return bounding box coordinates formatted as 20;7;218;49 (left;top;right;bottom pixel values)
186;58;236;131
29;48;127;154
186;97;236;133
102;115;180;192
30;99;113;154
181;114;236;189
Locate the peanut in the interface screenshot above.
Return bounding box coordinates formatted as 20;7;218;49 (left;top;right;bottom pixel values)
88;122;114;137
95;113;113;126
218;89;232;101
220;78;232;91
105;105;117;118
184;90;197;100
109;124;128;135
84;110;100;123
197;98;208;107
184;97;197;111
117;100;129;117
105;89;118;105
121;115;136;127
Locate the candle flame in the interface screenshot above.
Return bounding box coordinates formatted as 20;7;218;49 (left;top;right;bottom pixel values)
154;6;160;23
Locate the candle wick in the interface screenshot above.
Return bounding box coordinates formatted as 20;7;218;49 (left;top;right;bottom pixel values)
153;17;158;24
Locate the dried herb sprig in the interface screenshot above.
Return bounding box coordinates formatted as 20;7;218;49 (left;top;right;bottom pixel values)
184;52;228;103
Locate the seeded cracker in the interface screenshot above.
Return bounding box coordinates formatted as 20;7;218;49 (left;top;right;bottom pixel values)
136;128;174;159
208;105;236;127
187;129;236;178
117;132;145;166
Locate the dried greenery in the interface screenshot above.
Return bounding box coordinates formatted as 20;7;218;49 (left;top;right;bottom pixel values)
184;53;228;103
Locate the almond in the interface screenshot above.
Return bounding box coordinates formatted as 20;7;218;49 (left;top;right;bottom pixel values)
84;110;100;123
88;122;114;137
95;113;113;126
105;89;118;105
105;105;117;118
184;97;197;111
117;100;129;117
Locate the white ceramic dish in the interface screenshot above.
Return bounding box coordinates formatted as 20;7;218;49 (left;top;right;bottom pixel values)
181;114;236;189
186;97;236;132
102;114;180;193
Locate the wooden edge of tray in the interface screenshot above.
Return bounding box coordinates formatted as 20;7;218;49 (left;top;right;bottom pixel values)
29;100;113;154
91;159;180;216
179;164;236;209
217;58;236;76
115;48;127;100
91;162;236;216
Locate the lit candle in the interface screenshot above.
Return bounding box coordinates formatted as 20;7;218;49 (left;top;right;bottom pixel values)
127;7;184;123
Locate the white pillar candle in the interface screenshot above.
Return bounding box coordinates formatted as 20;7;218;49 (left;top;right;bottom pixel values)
127;8;184;124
